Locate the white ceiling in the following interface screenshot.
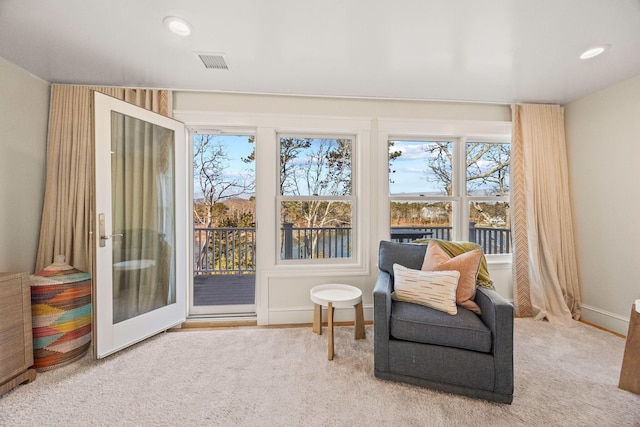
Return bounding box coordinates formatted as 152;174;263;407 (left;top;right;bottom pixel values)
1;0;639;104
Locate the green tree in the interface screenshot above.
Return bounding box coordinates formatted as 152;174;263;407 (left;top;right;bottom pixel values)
388;141;403;183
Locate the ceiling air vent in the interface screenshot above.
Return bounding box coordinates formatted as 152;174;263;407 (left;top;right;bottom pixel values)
196;53;229;70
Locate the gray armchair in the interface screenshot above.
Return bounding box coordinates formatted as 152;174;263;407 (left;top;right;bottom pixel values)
373;241;514;403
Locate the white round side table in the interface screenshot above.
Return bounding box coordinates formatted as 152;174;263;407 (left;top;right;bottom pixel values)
310;284;366;360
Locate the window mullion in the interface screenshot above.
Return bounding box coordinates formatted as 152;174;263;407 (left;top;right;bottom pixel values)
454;137;466;241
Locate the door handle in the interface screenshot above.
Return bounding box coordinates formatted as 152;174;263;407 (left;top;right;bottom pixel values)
98;213;123;247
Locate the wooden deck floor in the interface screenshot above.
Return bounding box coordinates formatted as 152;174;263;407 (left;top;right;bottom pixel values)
193;274;256;306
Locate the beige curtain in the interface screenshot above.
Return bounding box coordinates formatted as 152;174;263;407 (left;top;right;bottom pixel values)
510;104;581;325
35;85;171;275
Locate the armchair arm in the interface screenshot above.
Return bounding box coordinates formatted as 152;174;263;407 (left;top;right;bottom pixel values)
373;270;393;372
475;287;514;396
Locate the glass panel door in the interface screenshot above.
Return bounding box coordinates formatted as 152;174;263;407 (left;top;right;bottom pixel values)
110;110;176;323
94;92;187;358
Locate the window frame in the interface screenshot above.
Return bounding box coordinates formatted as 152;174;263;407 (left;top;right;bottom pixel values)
379;118;512;261
276;132;358;266
463;138;511;257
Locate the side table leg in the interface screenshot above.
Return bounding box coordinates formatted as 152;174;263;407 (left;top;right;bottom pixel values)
313;303;322;335
328;301;334;360
354;301;366;339
619;304;640;394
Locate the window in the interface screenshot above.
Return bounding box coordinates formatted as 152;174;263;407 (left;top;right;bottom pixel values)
278;135;355;261
388;137;511;254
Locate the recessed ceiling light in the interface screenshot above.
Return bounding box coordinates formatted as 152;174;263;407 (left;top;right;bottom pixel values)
580;44;611;60
163;16;191;36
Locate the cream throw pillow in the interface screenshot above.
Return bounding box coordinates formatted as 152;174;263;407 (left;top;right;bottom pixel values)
392;263;460;315
421;240;483;314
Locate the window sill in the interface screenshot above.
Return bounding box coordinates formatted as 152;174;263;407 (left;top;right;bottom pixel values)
271;260;369;277
486;254;512;266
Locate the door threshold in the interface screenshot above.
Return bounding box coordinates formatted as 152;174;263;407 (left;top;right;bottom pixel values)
174;315;257;330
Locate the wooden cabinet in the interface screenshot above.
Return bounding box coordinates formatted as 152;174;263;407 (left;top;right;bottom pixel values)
0;272;36;395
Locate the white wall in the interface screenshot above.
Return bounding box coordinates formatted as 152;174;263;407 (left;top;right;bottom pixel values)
174;92;511;121
565;74;640;335
175;92;513;324
0;57;50;274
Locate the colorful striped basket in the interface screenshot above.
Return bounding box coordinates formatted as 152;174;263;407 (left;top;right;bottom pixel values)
30;256;92;371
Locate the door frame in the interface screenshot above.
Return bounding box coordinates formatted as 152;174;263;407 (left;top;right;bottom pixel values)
188;126;257;318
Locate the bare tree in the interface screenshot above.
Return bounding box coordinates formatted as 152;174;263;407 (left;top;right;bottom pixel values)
193;134;256;272
280;138;352;257
387;140;510;229
423;142;510;226
193;134;255;228
423;142;509;196
193;135;255;231
465;143;510;196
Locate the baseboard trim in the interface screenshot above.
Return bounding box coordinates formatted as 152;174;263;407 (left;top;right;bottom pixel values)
268;304;374;325
171;319;373;332
177;318;258;330
580;304;630;337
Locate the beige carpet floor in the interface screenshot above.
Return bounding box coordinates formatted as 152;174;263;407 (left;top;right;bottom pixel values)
1;318;639;426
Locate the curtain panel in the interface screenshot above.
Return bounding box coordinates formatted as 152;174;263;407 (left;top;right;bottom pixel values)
510;103;581;326
35;85;172;274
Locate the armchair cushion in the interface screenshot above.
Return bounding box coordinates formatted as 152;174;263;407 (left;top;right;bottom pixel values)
392;264;459;315
421;240;482;314
390;300;492;353
414;238;493;289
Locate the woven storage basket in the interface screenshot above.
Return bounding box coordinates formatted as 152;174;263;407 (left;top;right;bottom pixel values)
30;255;92;371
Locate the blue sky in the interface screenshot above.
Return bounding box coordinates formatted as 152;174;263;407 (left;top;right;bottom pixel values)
389;140;447;195
193;136;511;198
193;136;446;198
389;140;510;196
193;134;255;200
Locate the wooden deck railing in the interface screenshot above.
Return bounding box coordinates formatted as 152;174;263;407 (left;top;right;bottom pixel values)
194;224;511;274
281;222;351;259
390;224;511;255
194;227;256;275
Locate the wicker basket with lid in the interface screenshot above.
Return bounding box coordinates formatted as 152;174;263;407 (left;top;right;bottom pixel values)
30;255;92;371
